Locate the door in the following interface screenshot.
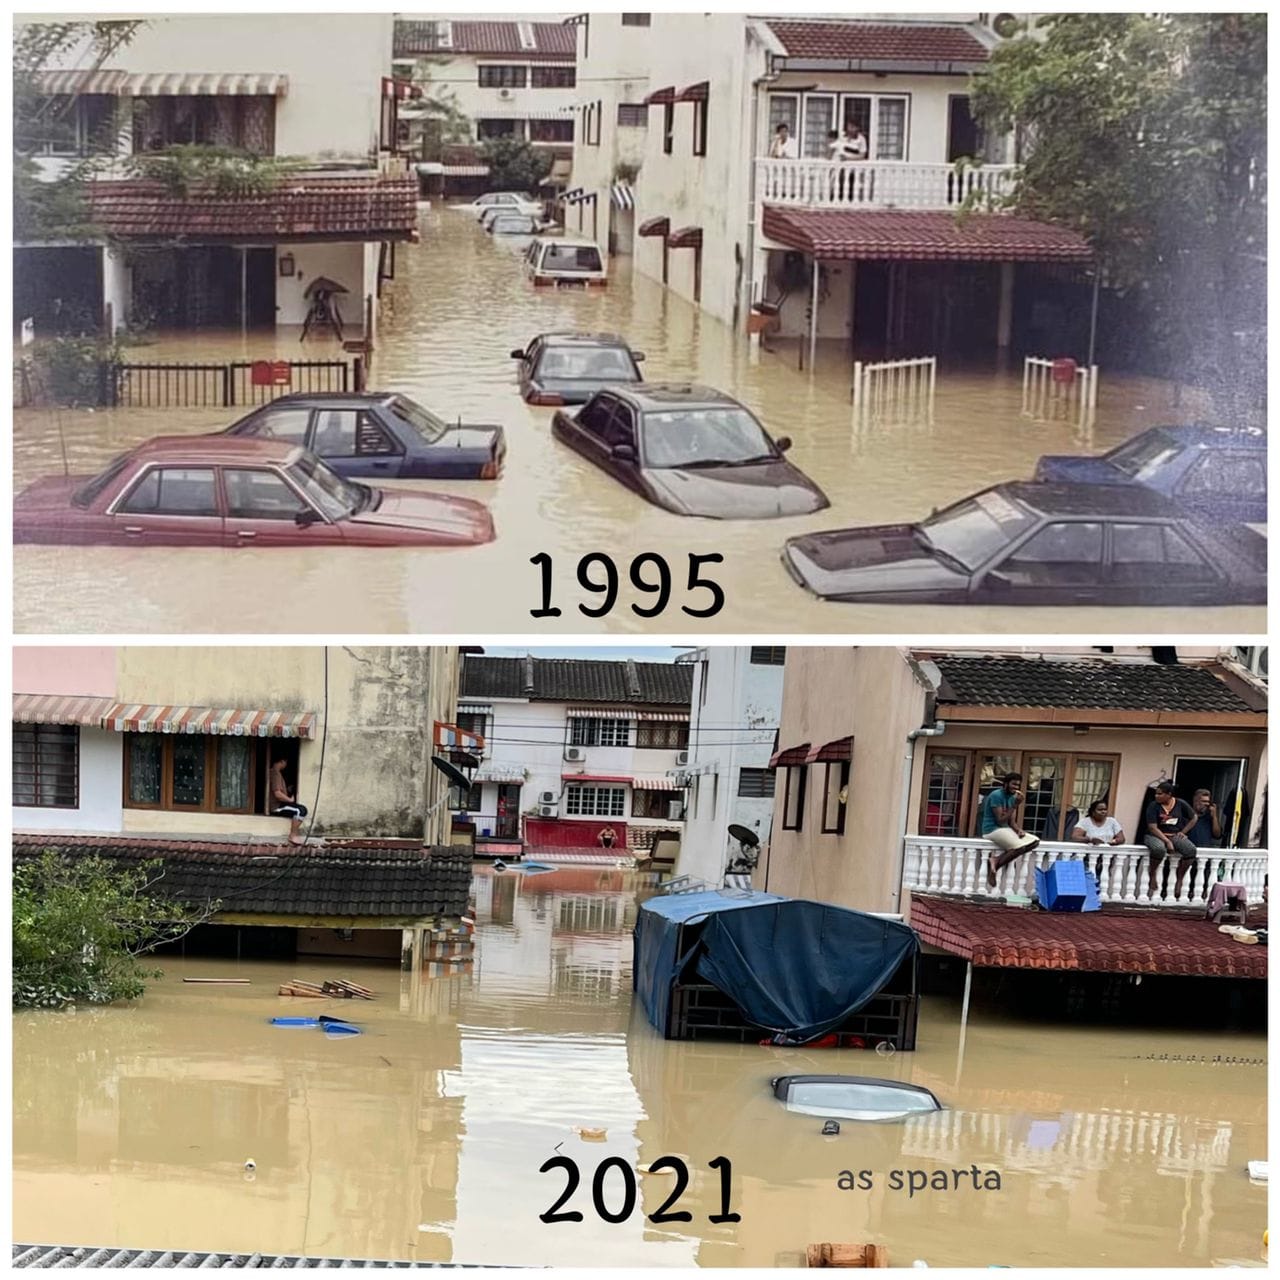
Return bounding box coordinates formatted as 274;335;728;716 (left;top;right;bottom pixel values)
245;248;277;327
221;466;339;548
496;783;521;839
572;394;620;469
602;400;644;494
978;521;1105;604
1172;757;1250;846
310;408;406;479
947;95;980;162
110;465;225;546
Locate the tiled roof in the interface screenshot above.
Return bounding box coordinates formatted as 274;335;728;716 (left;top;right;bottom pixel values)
761;208;1093;263
396;20;576;58
931;655;1263;714
911;897;1268;979
461;656;693;706
13;834;471;921
767;21;990;64
86;177;419;242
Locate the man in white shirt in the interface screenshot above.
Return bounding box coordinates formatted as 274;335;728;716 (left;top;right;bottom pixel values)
841;123;869;160
769;122;798;159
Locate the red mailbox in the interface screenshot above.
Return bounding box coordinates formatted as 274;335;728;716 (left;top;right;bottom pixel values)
1051;357;1078;384
250;360;292;387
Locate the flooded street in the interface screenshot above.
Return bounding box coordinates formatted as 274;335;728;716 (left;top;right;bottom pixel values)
13;869;1267;1267
14;205;1264;634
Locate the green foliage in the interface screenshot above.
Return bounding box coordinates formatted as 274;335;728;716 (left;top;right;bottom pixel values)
479;136;552;194
971;13;1266;404
125;144;296;197
27;335;121;405
404;73;473;162
13;852;214;1009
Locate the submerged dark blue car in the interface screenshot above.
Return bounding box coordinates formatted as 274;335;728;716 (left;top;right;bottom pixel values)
1034;425;1266;526
224;393;506;481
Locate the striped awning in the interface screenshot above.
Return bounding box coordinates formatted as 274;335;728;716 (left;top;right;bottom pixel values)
634;712;690;723
806;736;854;764
477;106;575;121
633;774;684;791
768;742;811;768
566;707;635;719
560;187;596;205
562;772;631;784
103;703;317;738
611;182;634;210
37;70;289;97
33;69;130;96
476;763;527;784
13;693;115;727
442;164;490;176
435;720;485;752
457;703;492;716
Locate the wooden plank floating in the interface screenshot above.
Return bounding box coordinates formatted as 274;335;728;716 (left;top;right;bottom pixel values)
806;1244;888;1268
182;978;250;984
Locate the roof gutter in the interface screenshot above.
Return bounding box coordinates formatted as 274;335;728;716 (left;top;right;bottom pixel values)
770;56;988;75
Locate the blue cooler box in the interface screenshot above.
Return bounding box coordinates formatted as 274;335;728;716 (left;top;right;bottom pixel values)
1035;860;1092;912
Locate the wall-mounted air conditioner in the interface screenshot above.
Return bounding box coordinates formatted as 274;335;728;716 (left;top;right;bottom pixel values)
539;790;557;805
539;804;557;817
499;87;513;100
667;800;685;822
565;746;586;762
675;750;690;766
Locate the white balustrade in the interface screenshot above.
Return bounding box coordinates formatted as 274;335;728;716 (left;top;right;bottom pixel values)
756;158;1018;211
903;836;1269;909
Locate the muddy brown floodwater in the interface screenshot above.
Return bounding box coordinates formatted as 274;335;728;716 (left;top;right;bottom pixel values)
13;204;1265;634
13;869;1267;1267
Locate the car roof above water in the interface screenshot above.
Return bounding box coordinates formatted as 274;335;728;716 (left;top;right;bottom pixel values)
992;481;1190;518
130;435;304;465
249;391;399;410
608;383;742;412
1126;423;1266;448
537;331;631;348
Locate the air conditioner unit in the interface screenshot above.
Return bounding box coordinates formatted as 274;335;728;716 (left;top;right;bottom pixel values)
539;804;557;817
498;87;513;100
675;750;690;766
539;790;557;805
989;13;1022;39
667;800;685;822
565;746;586;762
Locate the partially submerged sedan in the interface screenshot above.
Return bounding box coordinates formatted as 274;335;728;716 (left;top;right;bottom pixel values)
13;437;495;548
783;483;1265;606
552;384;829;519
224;392;505;480
511;332;645;405
772;1075;942;1123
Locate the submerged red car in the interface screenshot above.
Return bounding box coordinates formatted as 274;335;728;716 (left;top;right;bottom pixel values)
13;437;495;548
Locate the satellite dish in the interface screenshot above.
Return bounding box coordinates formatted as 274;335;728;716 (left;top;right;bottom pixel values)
725;823;761;877
452;751;480;771
431;755;472;791
728;824;759;849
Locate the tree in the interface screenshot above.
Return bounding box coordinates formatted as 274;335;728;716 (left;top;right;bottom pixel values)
971;14;1266;411
13;852;215;1009
403;70;473;163
479;136;552;194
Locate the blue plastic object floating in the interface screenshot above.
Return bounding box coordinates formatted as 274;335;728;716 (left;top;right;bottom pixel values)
323;1021;361;1037
271;1017;319;1028
520;861;555;873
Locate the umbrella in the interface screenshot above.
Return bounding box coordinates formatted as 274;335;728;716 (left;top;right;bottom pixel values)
304;275;349;298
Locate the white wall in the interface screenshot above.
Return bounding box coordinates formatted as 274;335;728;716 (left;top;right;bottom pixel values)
14;728;123;833
101;245;131;333
275;242;366;327
680;649;783;885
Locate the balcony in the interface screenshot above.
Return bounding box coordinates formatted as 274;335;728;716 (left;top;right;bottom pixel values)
903;836;1269;910
755;158;1017;211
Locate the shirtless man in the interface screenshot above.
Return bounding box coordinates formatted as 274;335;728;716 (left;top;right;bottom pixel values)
270;758;308;844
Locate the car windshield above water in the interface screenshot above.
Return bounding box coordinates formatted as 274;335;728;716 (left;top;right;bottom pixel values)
540;347;636;381
543;244;603;273
388;396;448;444
286;454;367;519
72;452;133;508
773;1075;942;1123
918;491;1037;570
1107;430;1182;480
642;407;776;469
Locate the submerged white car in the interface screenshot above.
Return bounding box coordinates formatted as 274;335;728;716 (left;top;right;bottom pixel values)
459;191;542;218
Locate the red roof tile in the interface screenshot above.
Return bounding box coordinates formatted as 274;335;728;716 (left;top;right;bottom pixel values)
86;176;419;243
762;207;1092;263
399;20;576;58
768;21;990;64
910;896;1268;979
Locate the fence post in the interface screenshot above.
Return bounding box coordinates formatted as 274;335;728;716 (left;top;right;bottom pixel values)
851;360;863;411
223;365;233;408
353;357;365;393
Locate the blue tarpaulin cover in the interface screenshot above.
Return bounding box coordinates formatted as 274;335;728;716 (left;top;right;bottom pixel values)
635;890;919;1042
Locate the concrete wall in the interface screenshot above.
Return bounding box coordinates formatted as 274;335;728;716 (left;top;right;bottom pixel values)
14;646;117;695
680;648;782;886
14;727;124;833
274;242;366;328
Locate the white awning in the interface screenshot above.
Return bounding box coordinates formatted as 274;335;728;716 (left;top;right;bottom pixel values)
566;707;635;719
633;774;684;791
476;764;527;784
442;164;490;176
35;70;290;97
634;712;689;723
457;703;492;716
475;106;575;121
611;182;634;210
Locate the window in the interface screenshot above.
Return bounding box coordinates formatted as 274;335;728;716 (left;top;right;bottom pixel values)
875;96;908;160
632;788;674;819
738;767;776;799
311;409;400;457
636;720;689;749
821;760;850;835
617;103;648;127
541;243;603;273
224;469;310;520
767;93;799;143
531;65;576;89
241;406;310;444
565;784;627;817
118;467;219;517
1181;452;1266;497
478;65;527;89
20;94;118;156
578;396;616;438
750;646;786;665
692;98;708;157
662;102;674;154
781;764;807;831
570;717;631;747
530;118;574;143
125;733;260;814
456;711;489;743
621;12;651;25
133;95;275;156
766;90;910;160
590;99;603;146
451;782;484;811
801;95;836;159
920;748;1119;842
1111;522;1216;584
477;118;521;141
998;521;1103;585
13;724;78;808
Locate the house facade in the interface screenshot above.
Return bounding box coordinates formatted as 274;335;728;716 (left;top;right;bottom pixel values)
455;654;693;855
393;18;576;195
16;14;415;337
677;645;785;887
571;13;1091;360
761;646;1269;917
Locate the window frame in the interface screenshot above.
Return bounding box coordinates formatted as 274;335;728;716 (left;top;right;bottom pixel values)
821;759;850;835
530;64;576;89
569;717;632;748
737;767;776;799
13;723;80;809
564;783;627;818
621;12;651;26
477;64;528;89
781;763;807;832
662;102;675;155
749;646;786;665
635;720;690;750
112;465;223;519
692;97;708;157
122;733;259;815
617;102;648;127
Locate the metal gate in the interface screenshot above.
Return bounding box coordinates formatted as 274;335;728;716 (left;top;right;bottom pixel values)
101;358;358;410
851;355;937;423
1023;355;1099;423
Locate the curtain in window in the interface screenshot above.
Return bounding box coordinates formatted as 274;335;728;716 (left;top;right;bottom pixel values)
876;99;906;160
171;737;206;807
128;734;163;805
216;737;253;810
802;97;834;158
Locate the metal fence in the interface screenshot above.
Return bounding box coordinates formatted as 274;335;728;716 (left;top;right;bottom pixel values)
101;358;358;410
1022;355;1099;423
852;355;937;423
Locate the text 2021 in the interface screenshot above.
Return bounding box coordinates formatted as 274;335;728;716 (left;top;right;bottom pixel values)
538;1154;741;1225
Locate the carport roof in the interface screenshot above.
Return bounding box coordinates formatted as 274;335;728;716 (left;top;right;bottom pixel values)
85;176;420;244
761;207;1092;263
12;834;471;921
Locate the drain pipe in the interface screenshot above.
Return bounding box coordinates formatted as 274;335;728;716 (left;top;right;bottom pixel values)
892;674;946;913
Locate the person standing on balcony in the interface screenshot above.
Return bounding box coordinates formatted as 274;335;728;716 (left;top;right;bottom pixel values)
1187;789;1223;849
981;772;1040;888
769;122;798;159
1143;781;1198;899
841;122;868;160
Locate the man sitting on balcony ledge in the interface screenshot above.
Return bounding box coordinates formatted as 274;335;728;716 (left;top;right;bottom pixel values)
1144;781;1198;900
981;771;1040;888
